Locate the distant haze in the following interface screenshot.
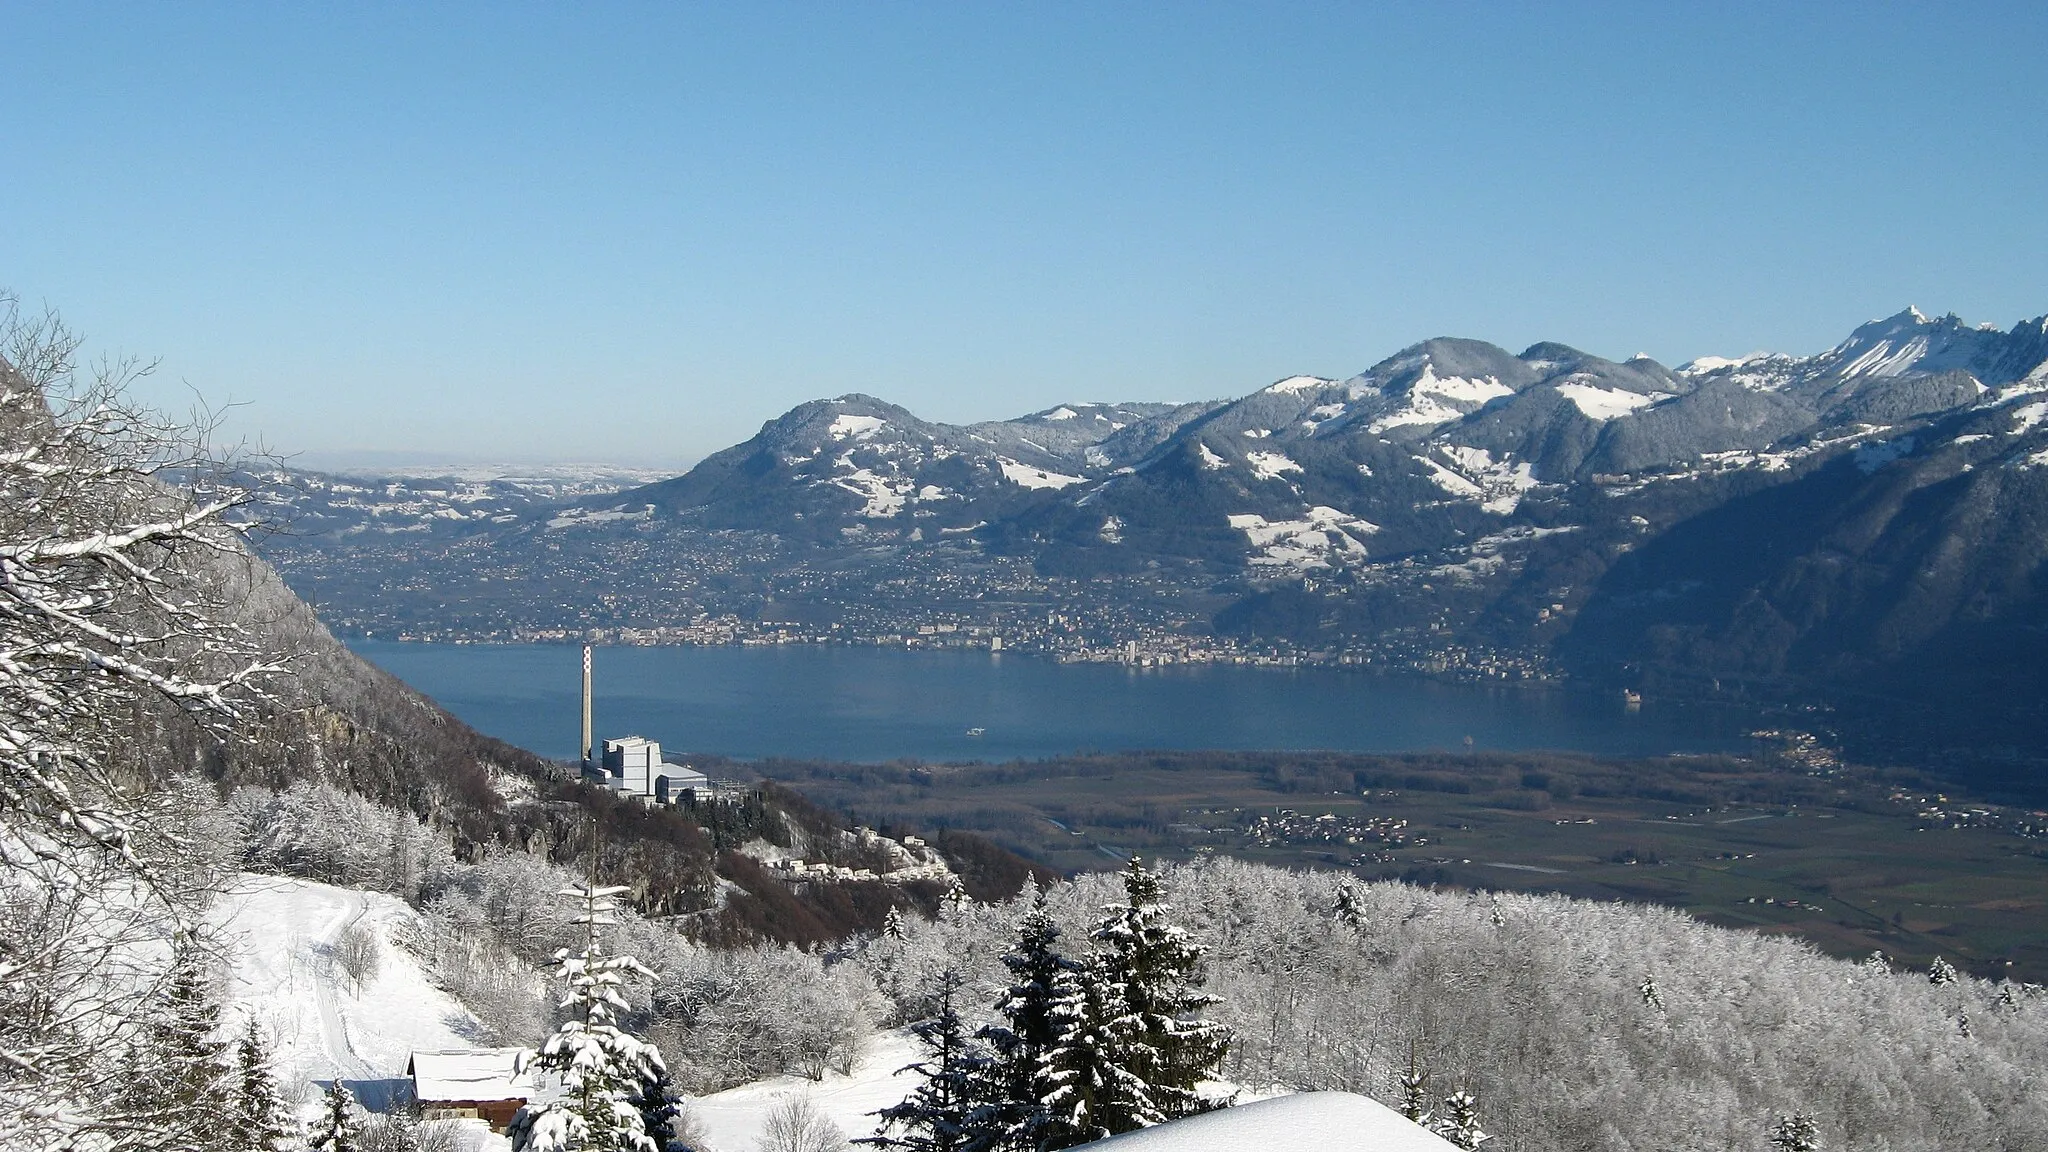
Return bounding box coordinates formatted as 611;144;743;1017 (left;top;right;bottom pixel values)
4;5;2044;464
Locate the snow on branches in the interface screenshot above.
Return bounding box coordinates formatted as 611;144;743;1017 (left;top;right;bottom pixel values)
509;883;671;1152
0;294;283;882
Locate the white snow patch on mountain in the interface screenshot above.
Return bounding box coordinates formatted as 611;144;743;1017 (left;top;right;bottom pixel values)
1046;406;1079;420
2010;401;2048;434
1245;451;1304;480
546;506;653;531
1439;446;1541;514
1194;443;1228;471
1367;363;1513;433
1228;507;1377;569
1415;455;1483;498
831;465;912;516
1266;375;1331;395
1087;1091;1457;1152
1854;437;1915;474
829;414;886;440
1556;383;1657;420
999;459;1087;489
1242;428;1271;438
2023;448;2048;469
1680;352;1769;375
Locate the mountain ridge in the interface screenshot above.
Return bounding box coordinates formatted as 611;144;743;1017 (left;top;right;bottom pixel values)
251;307;2048;798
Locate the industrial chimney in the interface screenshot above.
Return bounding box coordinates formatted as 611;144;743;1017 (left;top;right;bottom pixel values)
581;644;594;773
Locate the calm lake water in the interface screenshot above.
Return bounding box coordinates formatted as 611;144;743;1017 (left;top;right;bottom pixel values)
348;641;1758;764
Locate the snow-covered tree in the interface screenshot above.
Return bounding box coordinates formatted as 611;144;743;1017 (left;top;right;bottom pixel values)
0;294;280;881
1086;857;1228;1122
1397;1062;1431;1125
0;296;284;1151
234;1018;296;1151
1430;1091;1490;1150
627;1055;690;1152
861;968;996;1152
1333;880;1367;935
882;906;906;940
1037;957;1147;1147
1928;956;1959;986
1768;1114;1822;1152
310;1080;363;1152
508;882;666;1152
757;1092;847;1152
978;890;1080;1150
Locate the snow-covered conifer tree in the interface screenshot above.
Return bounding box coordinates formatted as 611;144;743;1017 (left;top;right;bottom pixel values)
309;1080;362;1152
1037;958;1147;1148
507;883;666;1152
1430;1091;1490;1150
1397;1063;1431;1126
1928;956;1959;986
627;1054;689;1152
118;943;236;1141
978;889;1080;1150
234;1018;295;1151
1334;879;1367;934
1086;857;1228;1122
883;906;906;940
1768;1114;1822;1152
861;968;996;1152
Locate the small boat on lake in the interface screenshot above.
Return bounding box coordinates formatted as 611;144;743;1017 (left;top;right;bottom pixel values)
965;727;986;737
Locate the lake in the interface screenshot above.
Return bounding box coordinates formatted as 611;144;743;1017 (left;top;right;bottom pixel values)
347;641;1759;764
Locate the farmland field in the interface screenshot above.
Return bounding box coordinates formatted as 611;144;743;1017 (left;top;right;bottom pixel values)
732;747;2048;981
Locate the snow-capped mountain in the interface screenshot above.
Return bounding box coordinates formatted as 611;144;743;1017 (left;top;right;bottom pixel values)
576;393;1220;542
252;308;2048;786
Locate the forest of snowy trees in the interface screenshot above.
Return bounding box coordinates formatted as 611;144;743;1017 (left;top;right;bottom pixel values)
4;294;2047;1152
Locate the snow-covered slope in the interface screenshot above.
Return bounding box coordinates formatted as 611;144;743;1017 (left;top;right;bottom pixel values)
689;1030;923;1149
209;875;494;1116
1083;1092;1457;1151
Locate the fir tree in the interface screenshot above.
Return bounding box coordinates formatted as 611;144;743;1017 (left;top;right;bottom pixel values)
861;969;997;1152
1087;857;1228;1123
507;883;666;1152
1639;974;1663;1011
943;875;971;920
977;889;1081;1151
1037;958;1148;1149
1768;1114;1822;1152
1430;1091;1491;1150
882;907;907;941
1397;1061;1431;1126
1333;880;1367;934
627;1060;688;1152
309;1080;362;1152
1928;956;1959;986
122;944;236;1141
235;1018;295;1151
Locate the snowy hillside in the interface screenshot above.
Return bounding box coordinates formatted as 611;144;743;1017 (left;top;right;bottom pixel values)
208;874;504;1135
690;1030;923;1148
1086;1092;1456;1151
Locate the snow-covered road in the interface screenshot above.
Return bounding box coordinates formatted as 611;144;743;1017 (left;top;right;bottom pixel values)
209;874;487;1110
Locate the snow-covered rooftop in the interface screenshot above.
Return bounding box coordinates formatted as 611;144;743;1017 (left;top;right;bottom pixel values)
1081;1092;1459;1151
406;1048;535;1103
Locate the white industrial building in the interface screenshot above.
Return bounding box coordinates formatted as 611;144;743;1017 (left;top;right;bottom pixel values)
592;735;711;805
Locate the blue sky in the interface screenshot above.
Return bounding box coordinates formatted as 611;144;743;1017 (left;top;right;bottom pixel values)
4;3;2044;467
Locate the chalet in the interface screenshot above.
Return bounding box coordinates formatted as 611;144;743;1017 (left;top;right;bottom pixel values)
588;735;712;805
405;1047;535;1132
